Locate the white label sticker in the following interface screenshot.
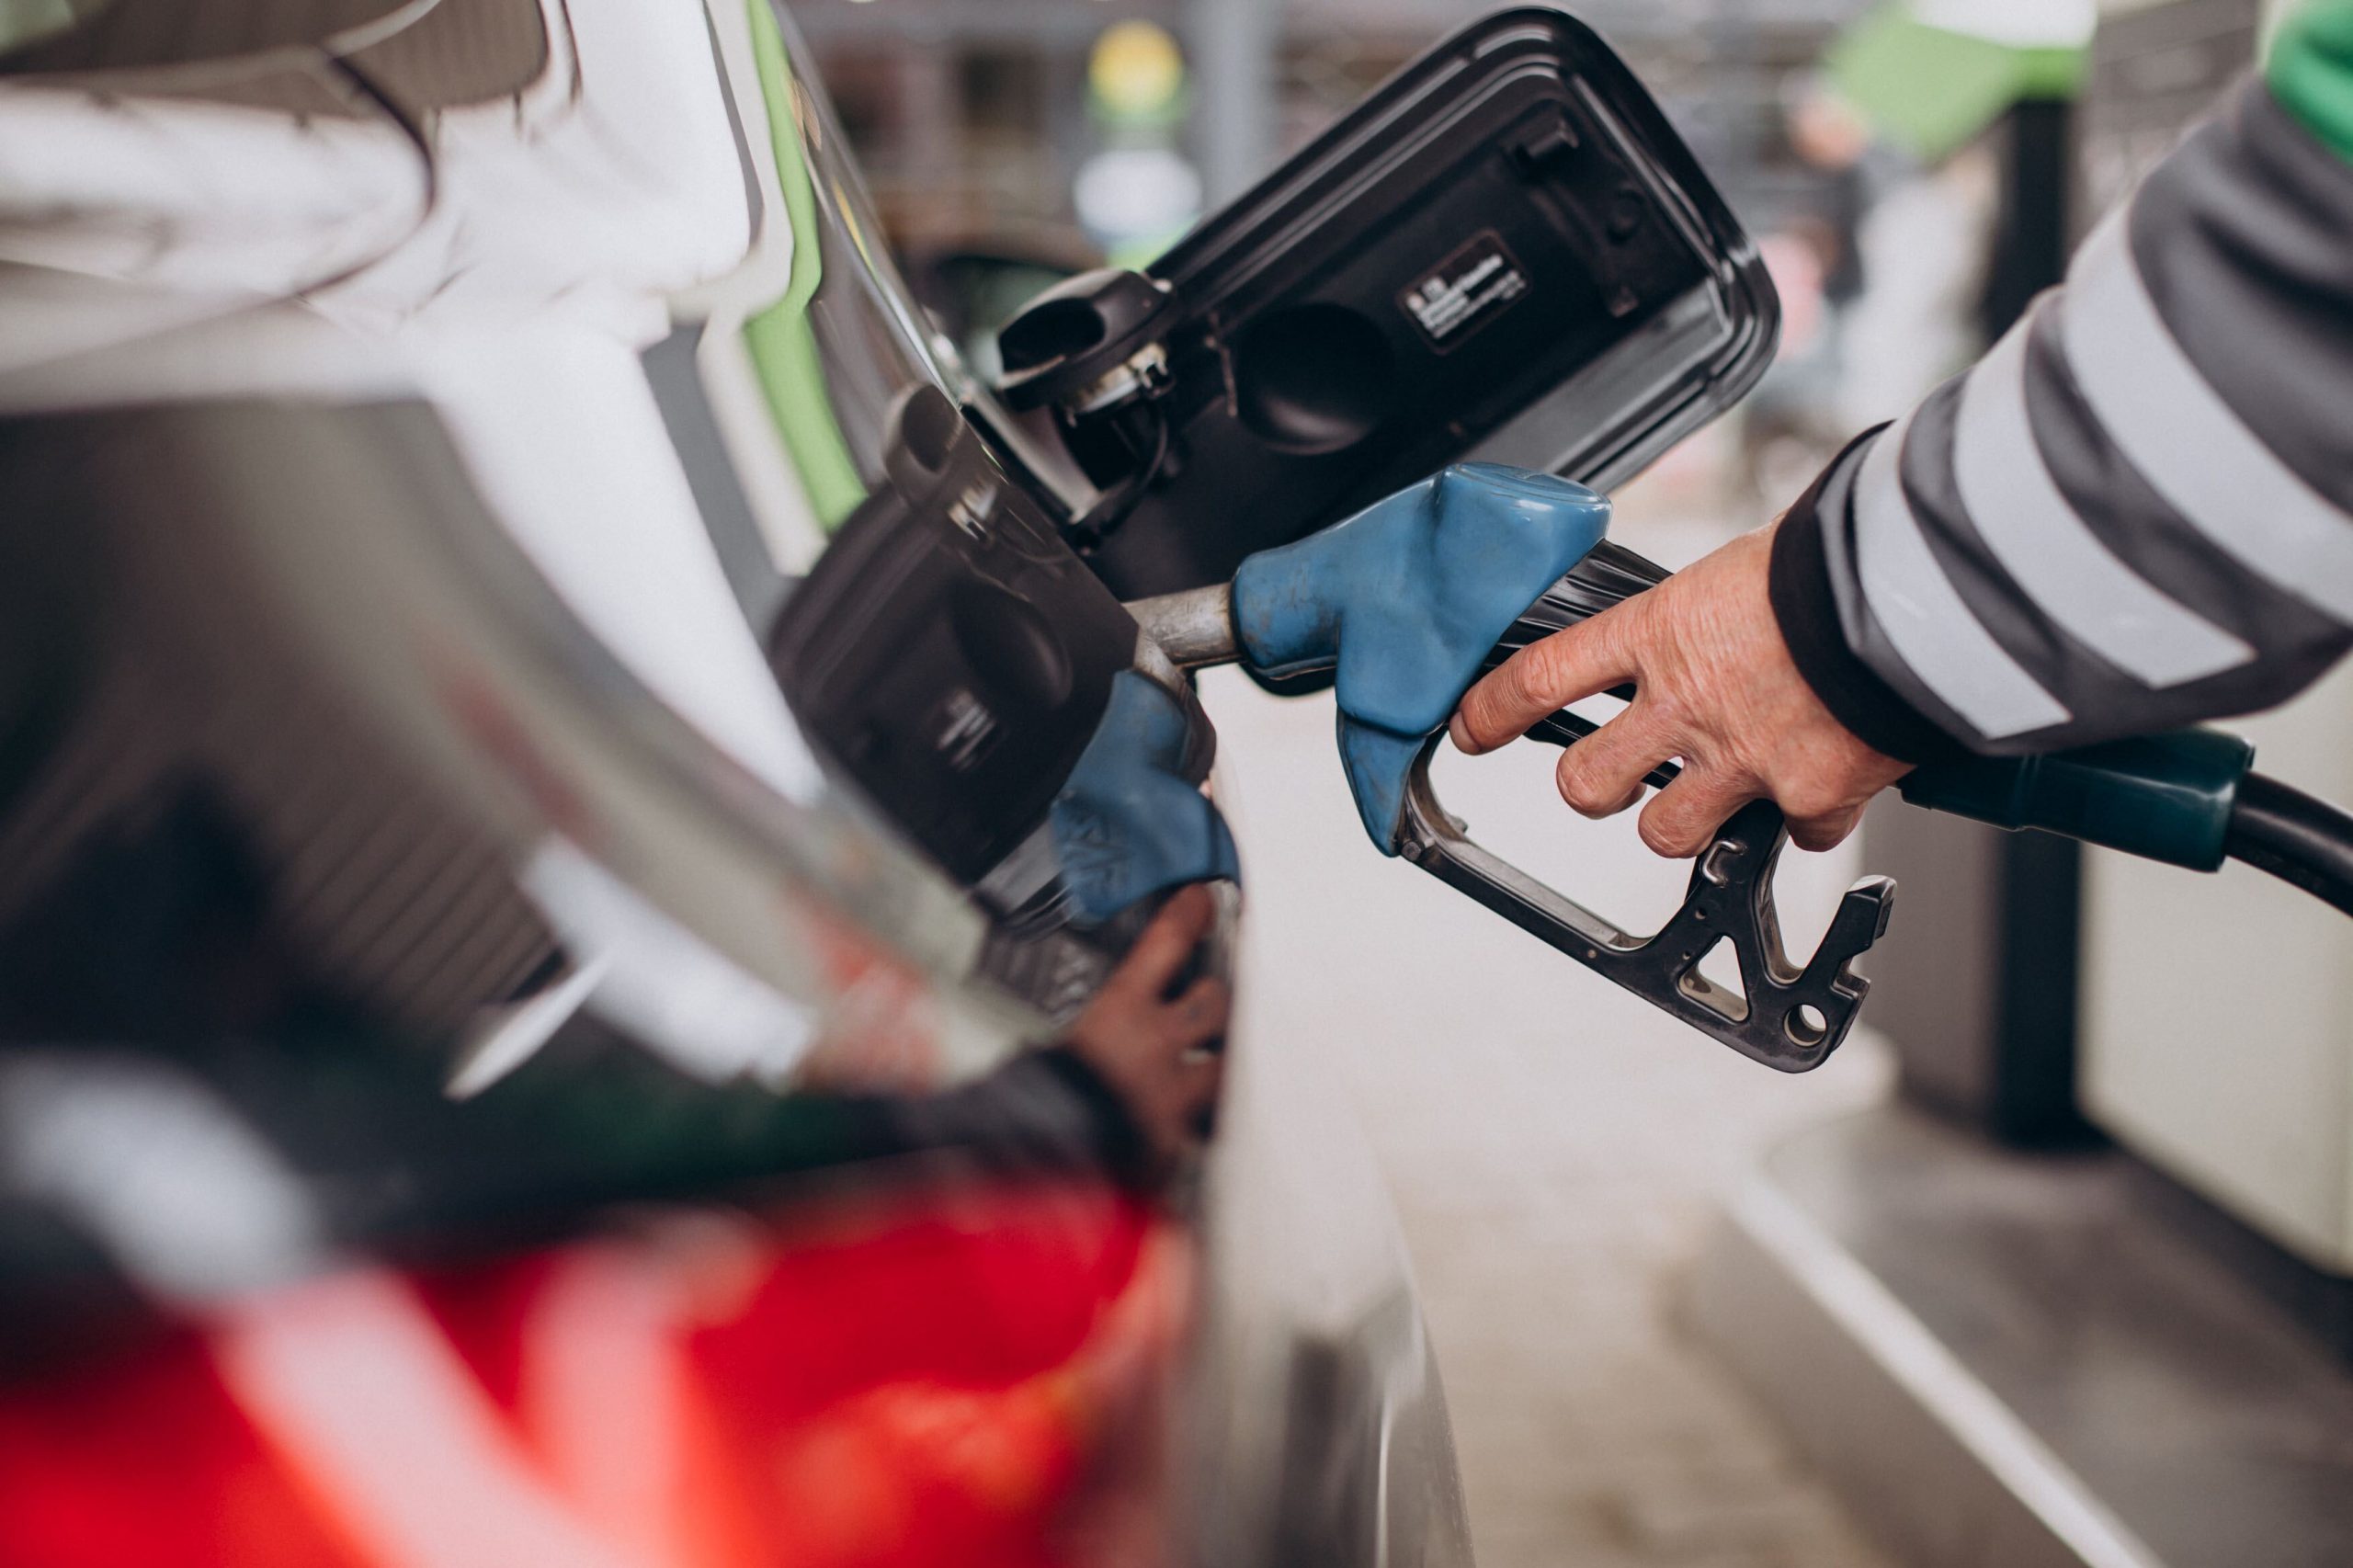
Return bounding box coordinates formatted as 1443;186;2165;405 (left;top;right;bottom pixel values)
1401;233;1530;349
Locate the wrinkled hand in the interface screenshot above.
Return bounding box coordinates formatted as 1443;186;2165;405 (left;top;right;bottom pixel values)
1062;884;1229;1168
1449;525;1910;857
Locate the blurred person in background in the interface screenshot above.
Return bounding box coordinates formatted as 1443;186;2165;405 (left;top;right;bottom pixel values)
1456;0;2353;865
1737;80;1885;507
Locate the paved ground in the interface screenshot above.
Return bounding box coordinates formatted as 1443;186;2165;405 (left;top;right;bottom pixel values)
1200;624;1901;1568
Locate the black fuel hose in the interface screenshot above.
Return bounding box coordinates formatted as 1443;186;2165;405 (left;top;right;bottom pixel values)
2224;772;2353;918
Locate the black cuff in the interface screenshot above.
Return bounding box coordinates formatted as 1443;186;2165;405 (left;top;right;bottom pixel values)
1768;428;1966;767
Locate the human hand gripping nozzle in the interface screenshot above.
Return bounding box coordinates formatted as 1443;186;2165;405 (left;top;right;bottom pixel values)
1128;461;1896;1072
1130;461;2353;1074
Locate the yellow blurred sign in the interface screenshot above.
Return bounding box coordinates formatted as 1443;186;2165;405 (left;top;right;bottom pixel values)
1089;20;1186;124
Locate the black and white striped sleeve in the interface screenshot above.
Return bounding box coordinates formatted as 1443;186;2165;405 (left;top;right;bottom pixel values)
1768;68;2353;760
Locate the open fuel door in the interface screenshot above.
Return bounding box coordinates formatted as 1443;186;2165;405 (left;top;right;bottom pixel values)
993;7;1778;598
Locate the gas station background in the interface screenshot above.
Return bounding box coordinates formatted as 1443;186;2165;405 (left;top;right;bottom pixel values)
803;5;2353;1565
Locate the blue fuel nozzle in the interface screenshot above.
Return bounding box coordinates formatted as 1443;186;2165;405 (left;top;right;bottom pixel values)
1067;462;1602;926
1208;460;1886;1074
1230;461;1612;849
1051;671;1240;924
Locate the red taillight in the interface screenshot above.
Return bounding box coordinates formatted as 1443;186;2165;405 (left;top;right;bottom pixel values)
0;1177;1189;1568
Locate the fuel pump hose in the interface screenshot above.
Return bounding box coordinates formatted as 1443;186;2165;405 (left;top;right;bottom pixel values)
2222;771;2353;918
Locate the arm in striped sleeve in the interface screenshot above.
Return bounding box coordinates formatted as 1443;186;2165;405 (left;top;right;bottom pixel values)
1768;0;2353;759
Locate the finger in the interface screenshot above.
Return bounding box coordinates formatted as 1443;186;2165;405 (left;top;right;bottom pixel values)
1449;610;1638;756
1140;1051;1226;1165
1175;1051;1224;1120
1787;804;1865;854
1111;884;1216;1002
1637;767;1756;859
1162;976;1231;1051
1552;705;1677;819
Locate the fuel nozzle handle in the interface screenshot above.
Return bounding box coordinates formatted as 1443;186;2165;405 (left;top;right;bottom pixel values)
1133;462;1889;1072
1233;463;1612;850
